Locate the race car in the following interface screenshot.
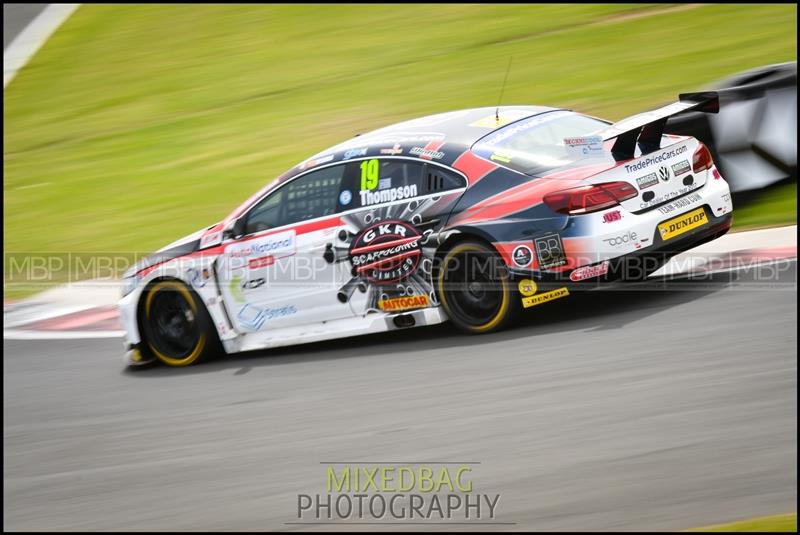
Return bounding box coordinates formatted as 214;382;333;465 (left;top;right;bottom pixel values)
119;91;733;366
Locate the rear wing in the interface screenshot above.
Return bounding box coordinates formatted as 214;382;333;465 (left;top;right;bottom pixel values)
597;91;720;160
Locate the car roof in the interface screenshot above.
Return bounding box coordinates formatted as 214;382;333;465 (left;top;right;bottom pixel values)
226;105;565;222
321;105;564;160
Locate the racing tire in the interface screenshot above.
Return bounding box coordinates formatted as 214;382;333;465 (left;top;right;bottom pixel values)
140;279;218;366
437;241;520;334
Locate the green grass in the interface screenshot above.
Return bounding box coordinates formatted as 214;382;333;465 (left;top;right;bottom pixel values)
688;512;797;532
731;181;798;232
3;4;797;296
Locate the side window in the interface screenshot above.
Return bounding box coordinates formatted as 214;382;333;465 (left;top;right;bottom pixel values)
422;164;466;194
337;159;465;210
245;165;344;234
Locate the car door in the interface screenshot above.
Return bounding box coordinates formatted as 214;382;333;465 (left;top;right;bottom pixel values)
334;157;469;316
218;164;356;333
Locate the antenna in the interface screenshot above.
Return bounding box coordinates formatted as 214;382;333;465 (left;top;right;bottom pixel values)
495;56;513;123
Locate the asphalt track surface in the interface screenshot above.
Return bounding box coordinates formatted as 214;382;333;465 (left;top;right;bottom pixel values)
3;262;797;531
2;4;795;531
3;4;48;49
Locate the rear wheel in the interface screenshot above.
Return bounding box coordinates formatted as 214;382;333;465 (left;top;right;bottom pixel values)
140;280;217;366
437;241;520;334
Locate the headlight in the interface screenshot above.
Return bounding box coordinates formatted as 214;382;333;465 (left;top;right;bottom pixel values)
121;276;139;298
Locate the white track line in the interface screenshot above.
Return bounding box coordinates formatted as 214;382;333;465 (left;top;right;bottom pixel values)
4;4;81;88
3;304;98;329
3;329;125;340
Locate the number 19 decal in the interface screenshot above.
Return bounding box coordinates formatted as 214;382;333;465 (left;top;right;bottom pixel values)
360;159;379;191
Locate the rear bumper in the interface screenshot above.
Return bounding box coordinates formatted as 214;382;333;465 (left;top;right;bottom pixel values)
512;209;733;290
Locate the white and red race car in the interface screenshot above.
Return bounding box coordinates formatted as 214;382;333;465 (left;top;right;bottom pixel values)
119;92;733;366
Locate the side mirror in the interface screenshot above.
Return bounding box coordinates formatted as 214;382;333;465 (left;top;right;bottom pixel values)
223;217;247;240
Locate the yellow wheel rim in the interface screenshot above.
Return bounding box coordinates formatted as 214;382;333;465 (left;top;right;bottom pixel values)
437;243;510;333
144;280;206;366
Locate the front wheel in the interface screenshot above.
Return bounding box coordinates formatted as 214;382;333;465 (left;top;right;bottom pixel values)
140;280;218;366
436;241;520;334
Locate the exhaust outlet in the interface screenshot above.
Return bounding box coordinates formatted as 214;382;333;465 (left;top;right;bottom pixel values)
392;314;416;329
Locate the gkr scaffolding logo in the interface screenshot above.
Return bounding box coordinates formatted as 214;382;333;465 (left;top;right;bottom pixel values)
291;462;506;525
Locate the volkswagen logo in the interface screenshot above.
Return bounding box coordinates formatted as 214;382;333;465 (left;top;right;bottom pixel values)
658;166;670;182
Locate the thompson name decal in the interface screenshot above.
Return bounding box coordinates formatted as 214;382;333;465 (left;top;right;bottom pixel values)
360;184;418;206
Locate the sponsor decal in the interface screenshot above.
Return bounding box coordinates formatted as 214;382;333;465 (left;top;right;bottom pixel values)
409;146;444;160
299;154;334;170
636;172;659;190
249;256;275;269
602;210;622;223
512;245;533;267
338;132;444;151
639;185;699;210
378;178;392;190
623;145;689;174
378;294;429;312
349;220;423;284
187;267;207;288
339;189;352;206
237;303;297;330
657;207;708;241
469;109;532;128
671;159;691;176
241;277;266;290
522;287;569;308
534;234;567;269
326;198;437;311
656;192;702;215
518;279;537;297
360;184;418;206
570;261;609;282
226;230;296;264
478;111;572;149
563;135;603;156
343;147;368;160
230;275;246;303
603;231;638;248
658;165;670;182
200;231;222;248
380;143;403;156
489;150;513;163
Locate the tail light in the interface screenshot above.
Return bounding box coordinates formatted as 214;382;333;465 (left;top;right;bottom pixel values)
692;142;714;172
543;181;637;215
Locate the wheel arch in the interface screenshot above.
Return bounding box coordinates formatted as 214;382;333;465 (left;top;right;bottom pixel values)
136;275;190;336
432;227;507;305
435;226;502;259
135;276;222;364
432;229;520;334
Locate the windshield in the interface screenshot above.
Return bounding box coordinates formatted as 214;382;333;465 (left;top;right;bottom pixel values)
471;110;611;176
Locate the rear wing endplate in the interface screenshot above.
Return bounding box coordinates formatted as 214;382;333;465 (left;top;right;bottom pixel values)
597;91;719;160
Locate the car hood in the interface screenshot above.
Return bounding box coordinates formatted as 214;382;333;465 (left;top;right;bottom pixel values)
124;224;215;278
